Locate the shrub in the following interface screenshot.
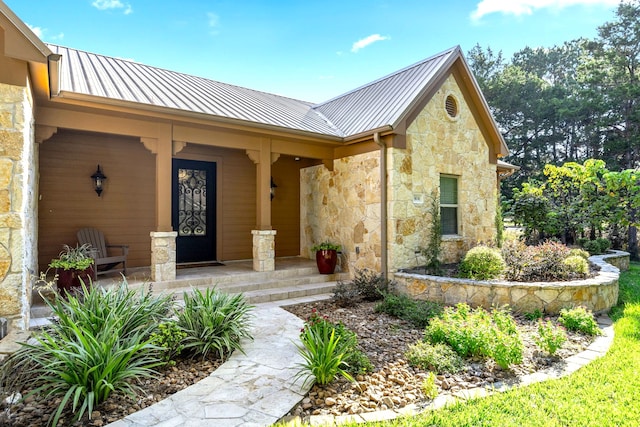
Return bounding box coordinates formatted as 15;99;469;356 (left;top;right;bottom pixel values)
502;240;577;281
558;307;601;336
375;292;443;328
424;303;523;369
458;246;505;280
562;255;589;277
568;248;590;260
580;238;611;255
177;288;254;359
2;281;166;426
405;341;463;373
422;372;439;400
332;280;361;307
535;320;567;355
332;269;392;306
151;321;187;363
524;309;544;321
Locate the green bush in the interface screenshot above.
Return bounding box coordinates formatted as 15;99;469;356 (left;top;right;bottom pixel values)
375;293;443;328
177;288;254;359
405;341;463;373
424;303;523;369
3;281;167;426
422;372;439;400
568;248;590;260
151;321;187;363
580;238;611;255
535;320;567;355
562;255;589;277
458;246;505;280
558;306;601;336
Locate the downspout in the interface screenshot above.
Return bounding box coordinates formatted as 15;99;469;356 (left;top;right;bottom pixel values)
374;132;388;280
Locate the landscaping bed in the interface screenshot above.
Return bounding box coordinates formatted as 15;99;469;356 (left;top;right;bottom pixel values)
283;299;595;421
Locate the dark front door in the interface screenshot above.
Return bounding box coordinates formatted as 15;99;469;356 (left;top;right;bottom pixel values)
172;159;217;263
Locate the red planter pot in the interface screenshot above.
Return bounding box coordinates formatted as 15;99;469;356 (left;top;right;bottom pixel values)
315;249;338;274
56;267;93;295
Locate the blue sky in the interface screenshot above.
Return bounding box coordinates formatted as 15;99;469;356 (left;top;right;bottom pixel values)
6;0;619;103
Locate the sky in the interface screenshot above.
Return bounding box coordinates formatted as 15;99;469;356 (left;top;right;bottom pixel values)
5;0;621;103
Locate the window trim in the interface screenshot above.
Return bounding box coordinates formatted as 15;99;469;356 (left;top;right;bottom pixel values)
439;174;459;236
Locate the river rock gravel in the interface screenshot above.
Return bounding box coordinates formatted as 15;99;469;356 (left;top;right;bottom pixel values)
283;299;595;421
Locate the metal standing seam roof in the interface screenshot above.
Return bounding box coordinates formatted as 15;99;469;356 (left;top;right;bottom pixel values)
48;44;461;139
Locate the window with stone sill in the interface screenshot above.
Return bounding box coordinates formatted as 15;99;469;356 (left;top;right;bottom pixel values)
440;175;458;235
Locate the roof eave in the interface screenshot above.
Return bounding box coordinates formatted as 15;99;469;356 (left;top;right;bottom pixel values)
52;91;346;143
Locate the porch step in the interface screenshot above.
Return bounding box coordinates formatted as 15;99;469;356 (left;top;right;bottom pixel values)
29;265;343;327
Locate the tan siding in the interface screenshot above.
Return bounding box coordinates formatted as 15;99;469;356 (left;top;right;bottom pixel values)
272;156;301;257
38;131;155;270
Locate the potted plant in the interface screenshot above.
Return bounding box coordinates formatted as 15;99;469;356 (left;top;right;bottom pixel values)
49;244;95;294
311;241;341;274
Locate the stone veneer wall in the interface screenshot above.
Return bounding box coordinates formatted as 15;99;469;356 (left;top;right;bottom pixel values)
0;82;37;330
300;151;382;274
392;251;628;315
388;74;498;271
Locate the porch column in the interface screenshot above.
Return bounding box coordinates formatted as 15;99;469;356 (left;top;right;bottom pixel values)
142;124;176;281
246;138;278;271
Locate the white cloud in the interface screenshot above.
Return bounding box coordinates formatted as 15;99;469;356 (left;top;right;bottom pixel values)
471;0;620;21
27;23;43;38
207;12;220;35
351;34;389;53
26;23;64;41
92;0;133;14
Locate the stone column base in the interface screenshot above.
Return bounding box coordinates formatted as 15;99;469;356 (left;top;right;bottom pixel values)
252;230;276;272
150;231;177;281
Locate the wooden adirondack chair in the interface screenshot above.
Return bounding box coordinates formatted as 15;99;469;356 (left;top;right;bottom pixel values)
77;228;128;280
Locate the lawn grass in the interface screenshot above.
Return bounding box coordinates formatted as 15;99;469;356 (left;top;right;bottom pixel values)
346;261;640;427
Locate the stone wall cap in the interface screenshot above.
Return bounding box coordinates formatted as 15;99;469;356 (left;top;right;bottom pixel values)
251;230;277;235
150;231;178;237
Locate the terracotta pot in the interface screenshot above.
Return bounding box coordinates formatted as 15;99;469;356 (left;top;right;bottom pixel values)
56;267;93;295
315;249;338;274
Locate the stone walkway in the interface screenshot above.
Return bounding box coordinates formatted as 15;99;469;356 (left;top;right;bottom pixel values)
106;307;614;427
107;304;311;427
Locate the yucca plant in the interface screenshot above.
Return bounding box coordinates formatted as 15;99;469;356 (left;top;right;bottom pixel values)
177;287;254;359
2;281;167;426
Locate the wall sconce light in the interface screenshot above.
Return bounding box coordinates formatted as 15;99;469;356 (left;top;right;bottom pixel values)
91;164;107;197
270;177;277;201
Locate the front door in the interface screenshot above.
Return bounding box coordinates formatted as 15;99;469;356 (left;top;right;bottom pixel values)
172;159;217;263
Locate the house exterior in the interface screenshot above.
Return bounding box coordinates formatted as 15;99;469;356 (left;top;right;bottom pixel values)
0;2;512;331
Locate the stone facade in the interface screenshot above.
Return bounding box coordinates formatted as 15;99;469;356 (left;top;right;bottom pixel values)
388;75;498;270
0;82;37;330
300;74;499;277
252;230;276;272
301;151;382;274
150;232;177;281
393;252;627;315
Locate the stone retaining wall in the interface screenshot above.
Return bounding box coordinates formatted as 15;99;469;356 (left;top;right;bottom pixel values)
392;251;629;314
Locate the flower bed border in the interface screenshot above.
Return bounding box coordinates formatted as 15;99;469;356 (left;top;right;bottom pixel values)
392;251;629;315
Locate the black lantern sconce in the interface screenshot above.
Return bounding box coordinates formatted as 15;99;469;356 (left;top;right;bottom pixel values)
91;164;107;197
270;177;278;201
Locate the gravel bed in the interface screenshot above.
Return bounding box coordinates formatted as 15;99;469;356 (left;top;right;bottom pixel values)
0;300;594;426
0;356;222;426
282;299;595;420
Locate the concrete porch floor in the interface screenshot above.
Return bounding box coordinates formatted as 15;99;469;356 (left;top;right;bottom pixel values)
96;256;320;288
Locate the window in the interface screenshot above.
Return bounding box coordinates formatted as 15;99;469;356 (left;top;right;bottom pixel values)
440;175;458;235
